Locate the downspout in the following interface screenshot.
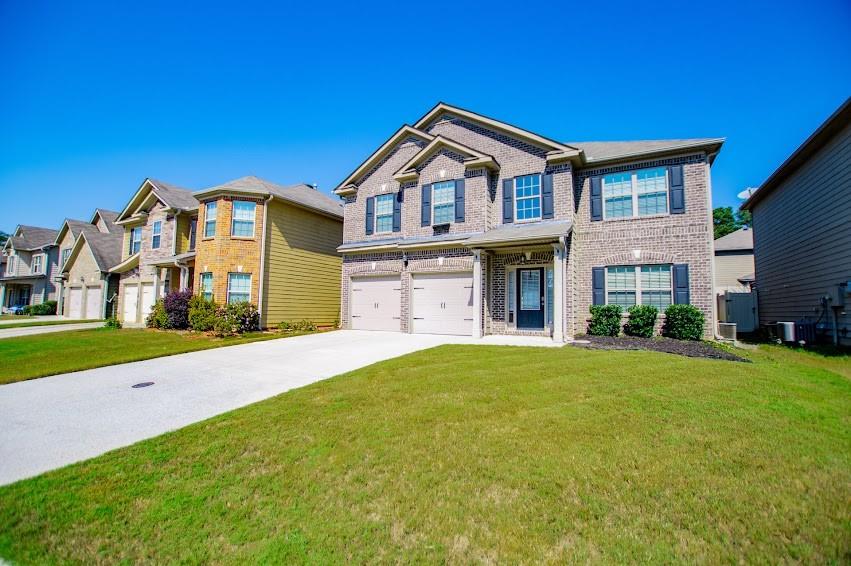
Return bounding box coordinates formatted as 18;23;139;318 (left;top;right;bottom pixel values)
705;160;724;340
256;194;273;328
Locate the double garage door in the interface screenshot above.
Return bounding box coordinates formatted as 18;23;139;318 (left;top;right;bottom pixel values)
67;287;102;319
350;273;473;336
122;283;155;323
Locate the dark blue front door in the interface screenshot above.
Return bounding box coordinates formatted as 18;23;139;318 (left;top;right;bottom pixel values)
517;268;544;329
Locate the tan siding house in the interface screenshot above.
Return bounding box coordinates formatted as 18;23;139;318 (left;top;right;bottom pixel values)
742;98;851;344
713;228;754;293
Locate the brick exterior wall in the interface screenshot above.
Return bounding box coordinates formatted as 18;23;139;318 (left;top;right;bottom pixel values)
193;196;264;306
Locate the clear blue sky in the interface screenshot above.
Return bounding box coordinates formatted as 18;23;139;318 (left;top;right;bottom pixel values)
1;0;849;232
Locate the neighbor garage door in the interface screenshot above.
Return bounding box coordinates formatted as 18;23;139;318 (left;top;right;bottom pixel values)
85;287;102;319
123;284;138;323
68;288;83;319
411;272;474;335
350;276;401;331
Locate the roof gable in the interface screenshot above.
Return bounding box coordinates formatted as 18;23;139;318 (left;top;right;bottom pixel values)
392;136;499;183
713;228;754;252
116;178;198;223
5;225;59;252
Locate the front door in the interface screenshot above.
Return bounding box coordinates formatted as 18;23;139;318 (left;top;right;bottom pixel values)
517;268;545;329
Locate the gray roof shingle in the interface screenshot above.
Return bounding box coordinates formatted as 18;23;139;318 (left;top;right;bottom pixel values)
195;176;343;218
568;139;725;164
148;179;199;210
714;228;754;252
9;226;59;250
465;220;573;247
84;231;124;272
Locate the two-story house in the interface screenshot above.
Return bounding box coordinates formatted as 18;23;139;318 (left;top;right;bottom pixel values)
335;103;722;340
112;178;200;324
0;225;60;312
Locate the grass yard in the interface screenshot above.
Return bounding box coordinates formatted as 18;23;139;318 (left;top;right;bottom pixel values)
0;344;848;563
0;318;100;330
0;328;316;384
0;314;32;320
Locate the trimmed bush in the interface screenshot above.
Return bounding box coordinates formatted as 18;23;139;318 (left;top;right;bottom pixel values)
21;305;32;315
663;304;705;340
104;317;122;329
214;302;260;336
624;305;658;338
163;290;193;330
145;300;168;329
188;296;218;332
278;319;317;332
588;304;623;337
28;301;57;315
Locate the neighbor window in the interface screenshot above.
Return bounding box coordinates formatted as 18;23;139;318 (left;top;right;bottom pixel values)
374;193;394;233
227;273;251;304
603;167;668;219
204;202;217;238
151;220;162;249
200;272;213;301
6;256;14;275
231;201;256;237
432;181;455;225
130;227;142;254
606;265;672;309
61;248;71;267
514;174;542;221
31;254;43;274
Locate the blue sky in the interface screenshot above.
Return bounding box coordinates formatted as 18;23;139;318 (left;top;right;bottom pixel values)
1;0;849;232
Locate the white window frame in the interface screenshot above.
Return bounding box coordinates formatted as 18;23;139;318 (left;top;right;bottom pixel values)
230;200;256;238
61;248;71;267
226;272;252;304
31;253;44;275
130;227;142;255
6;255;14;275
204;202;217;238
200;272;213;301
602;167;669;220
514;174;542;223
505;264;553;329
431;181;455;225
605;264;673;309
151;220;162;249
374;193;394;234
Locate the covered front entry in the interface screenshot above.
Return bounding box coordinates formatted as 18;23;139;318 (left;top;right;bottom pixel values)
2;284;32;309
411;272;474;335
517;268;545;329
350;276;401;331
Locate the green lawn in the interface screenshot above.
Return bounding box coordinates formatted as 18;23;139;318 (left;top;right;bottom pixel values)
0;328;315;384
0;318;101;330
0;314;32;320
0;344;848;563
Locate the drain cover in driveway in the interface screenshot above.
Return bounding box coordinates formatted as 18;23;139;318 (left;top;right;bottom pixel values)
131;382;155;388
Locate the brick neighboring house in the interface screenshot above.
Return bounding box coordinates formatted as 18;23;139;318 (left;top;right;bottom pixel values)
335;103;723;340
0;225;60;312
192;176;343;328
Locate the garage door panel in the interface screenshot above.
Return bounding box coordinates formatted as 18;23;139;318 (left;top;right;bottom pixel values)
123;284;138;323
351;276;401;332
85;288;102;319
412;272;474;336
141;283;155;320
68;288;83;319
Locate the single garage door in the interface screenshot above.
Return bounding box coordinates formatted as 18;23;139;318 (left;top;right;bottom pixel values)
350;276;401;331
141;283;155;320
68;288;83;319
123;284;138;323
85;287;102;319
411;272;474;335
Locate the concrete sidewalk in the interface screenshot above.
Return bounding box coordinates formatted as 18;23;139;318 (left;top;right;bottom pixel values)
0;322;104;339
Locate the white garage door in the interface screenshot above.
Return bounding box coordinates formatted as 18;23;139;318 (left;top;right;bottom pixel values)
123;284;138;323
141;283;155;320
411;272;474;336
85;287;102;319
350;276;401;331
68;288;83;319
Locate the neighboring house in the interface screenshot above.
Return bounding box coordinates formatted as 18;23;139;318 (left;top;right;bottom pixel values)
713;227;754;293
0;225;60;312
192;176;343;327
112;179;200;324
742;98;851;345
57;209;123;319
335;103;722;340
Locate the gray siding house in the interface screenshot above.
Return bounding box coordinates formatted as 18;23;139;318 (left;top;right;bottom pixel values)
742;98;851;345
336;103;722;340
0;225;60;311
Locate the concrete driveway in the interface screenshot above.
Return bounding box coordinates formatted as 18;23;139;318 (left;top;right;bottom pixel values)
0;322;104;339
0;330;546;486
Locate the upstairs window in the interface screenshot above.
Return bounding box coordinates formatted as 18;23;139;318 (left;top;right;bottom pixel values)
6;256;14;275
61;248;71;267
200;272;213;301
514;174;542;221
227;273;251;304
606;265;672;309
31;254;43;274
129;227;142;255
374;194;394;233
231;201;256;237
603;167;668;219
204;202;217;238
151;221;162;249
432;181;455;225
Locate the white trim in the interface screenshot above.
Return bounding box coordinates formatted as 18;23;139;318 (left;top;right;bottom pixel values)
373;193;395;235
151;220;162;249
204;201;218;238
505;262;552;331
257;195;272;326
226;272;252;304
199;272;214;301
431;180;456;226
513;174;543;224
602;166;669;221
230;200;257;238
604;264;673;309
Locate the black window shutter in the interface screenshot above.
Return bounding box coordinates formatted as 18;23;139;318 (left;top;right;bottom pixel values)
392;190;402;233
502;178;514;224
669;165;685;214
454;179;465;223
592;267;605;305
421;184;431;226
365;196;375;235
590;176;603;221
673;264;690;304
542;173;554;219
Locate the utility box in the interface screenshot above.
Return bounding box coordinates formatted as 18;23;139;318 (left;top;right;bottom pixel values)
777;321;796;342
718;322;737;341
826;285;846;308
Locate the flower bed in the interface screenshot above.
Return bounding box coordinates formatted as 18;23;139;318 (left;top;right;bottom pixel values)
574;335;748;362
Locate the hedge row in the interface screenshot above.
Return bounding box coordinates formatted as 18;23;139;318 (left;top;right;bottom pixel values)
587;304;705;340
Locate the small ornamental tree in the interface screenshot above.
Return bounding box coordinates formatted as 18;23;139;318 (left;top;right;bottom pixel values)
163;290;193;330
663;304;705;340
188;296;218;332
624;305;658;338
145;300;168;329
588;305;623;337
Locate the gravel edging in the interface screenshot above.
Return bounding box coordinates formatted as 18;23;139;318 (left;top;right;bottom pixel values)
573;335;749;362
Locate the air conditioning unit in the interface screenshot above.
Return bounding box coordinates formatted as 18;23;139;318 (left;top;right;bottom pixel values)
718;322;737;341
777;322;796;342
826;285;846;308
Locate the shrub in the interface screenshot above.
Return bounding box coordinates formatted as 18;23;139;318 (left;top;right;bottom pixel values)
104;317;122;329
624;305;658;338
588;304;623;337
188;296;218;332
29;301;57;315
214;302;260;336
163;290;193;330
663;304;705;340
21;305;32;315
145;300;169;329
278;319;317;332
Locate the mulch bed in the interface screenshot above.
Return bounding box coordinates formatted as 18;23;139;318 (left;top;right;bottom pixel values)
573;335;749;362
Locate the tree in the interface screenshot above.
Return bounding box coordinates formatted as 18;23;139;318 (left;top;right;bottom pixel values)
0;231;7;247
713;207;751;239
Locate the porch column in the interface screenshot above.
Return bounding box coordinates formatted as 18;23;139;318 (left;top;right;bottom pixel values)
472;249;483;339
178;265;189;291
552;241;565;343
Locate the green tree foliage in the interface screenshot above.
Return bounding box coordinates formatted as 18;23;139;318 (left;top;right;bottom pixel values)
713;206;751;239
